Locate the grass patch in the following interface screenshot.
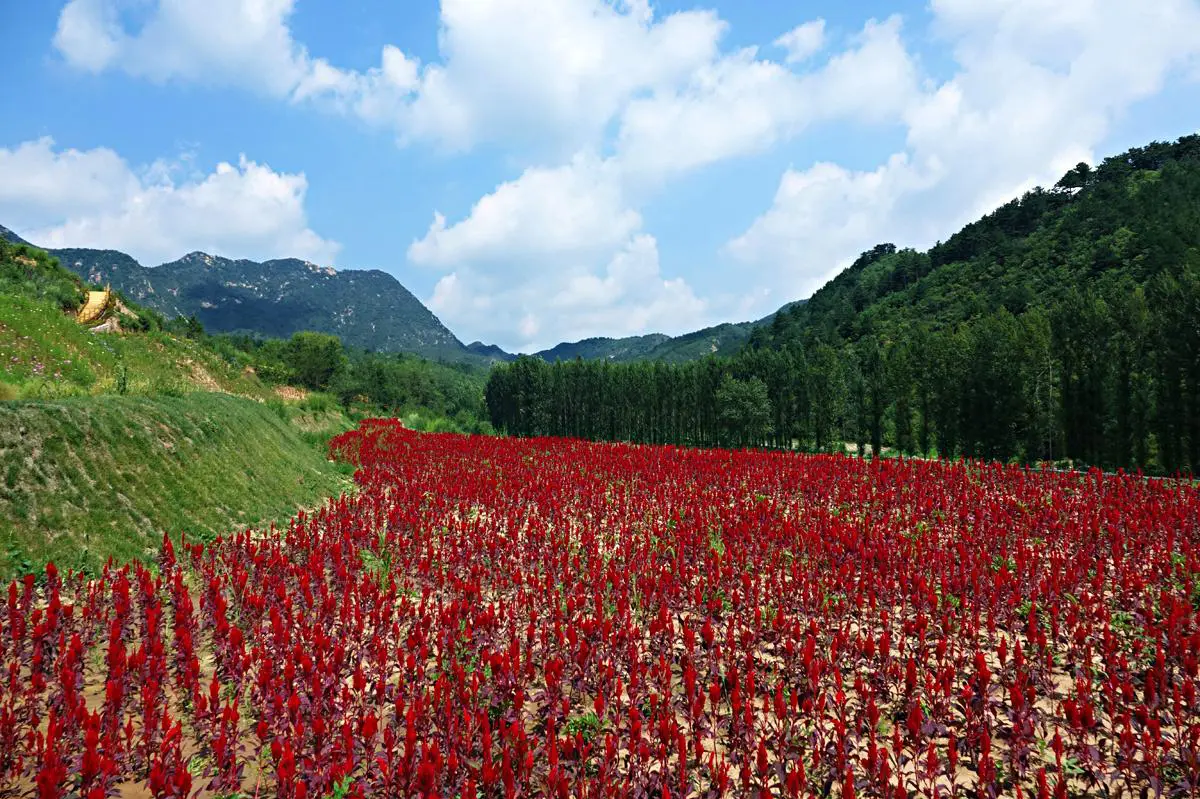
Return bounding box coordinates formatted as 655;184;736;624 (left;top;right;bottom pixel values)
0;293;271;400
0;392;354;579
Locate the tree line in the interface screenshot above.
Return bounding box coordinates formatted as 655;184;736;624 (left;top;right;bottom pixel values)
209;331;492;432
486;135;1200;475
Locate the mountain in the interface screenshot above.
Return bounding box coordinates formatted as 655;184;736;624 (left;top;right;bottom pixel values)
466;341;517;361
0;224;30;246
531;303;805;363
2;229;805;366
37;240;774;365
47;247;474;362
535;333;670;362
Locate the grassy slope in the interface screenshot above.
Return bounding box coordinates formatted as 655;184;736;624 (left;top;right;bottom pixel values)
0;393;354;579
0;244;361;580
0;293;271;399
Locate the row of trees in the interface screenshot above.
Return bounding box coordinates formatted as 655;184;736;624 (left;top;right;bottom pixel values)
487;136;1200;474
486;274;1198;474
210;331;492;432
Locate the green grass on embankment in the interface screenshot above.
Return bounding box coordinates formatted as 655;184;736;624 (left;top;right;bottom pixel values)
0;392;355;579
0;292;272;400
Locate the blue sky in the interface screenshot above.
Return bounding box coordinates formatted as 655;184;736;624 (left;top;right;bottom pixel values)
1;0;1199;351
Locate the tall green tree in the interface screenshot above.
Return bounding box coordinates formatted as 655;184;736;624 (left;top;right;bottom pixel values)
285;332;346;391
715;375;774;448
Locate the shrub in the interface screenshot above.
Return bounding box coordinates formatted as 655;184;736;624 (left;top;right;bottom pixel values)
152;377;188;398
299;391;338;413
265;396;290;421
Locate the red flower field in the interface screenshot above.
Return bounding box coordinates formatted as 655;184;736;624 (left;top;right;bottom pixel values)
3;421;1199;797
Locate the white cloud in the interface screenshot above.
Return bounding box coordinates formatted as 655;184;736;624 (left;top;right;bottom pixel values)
55;0;727;153
0;138;337;266
408;154;638;268
0;136;138;215
727;155;925;298
55;0;310;95
774;19;825;64
412;152;710;350
615;16;917;181
54;0;125;72
405;13;922;345
411;14;919;266
729;0;1200;300
384;0;726;152
427;234;707;352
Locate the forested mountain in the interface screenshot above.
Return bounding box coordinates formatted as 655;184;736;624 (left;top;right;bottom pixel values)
486;134;1200;475
536;333;671;362
531;307;807;363
0;225;31;246
615;321;756;362
47;247;478;361
532;325;754;363
465;341;517;361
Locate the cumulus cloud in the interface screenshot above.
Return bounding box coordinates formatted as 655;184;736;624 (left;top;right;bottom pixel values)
726;155;927;298
54;0;126;72
615;16;917;182
0;138;337;265
54;0;310;95
774;19;826;64
367;0;725;152
408;155;639;268
728;0;1200;301
410;14;919;262
427;234;708;353
54;0;727;153
549;234;707;333
410;153;710;350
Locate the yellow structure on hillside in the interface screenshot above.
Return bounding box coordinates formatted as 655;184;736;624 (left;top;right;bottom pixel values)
77;285;112;325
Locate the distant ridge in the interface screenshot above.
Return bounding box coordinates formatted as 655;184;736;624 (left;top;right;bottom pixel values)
2;224;808;365
530;304;805;364
0;224;31;246
42;245;475;362
466;341;516;361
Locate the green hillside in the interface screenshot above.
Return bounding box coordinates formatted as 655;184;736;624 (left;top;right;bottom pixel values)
1;238;272;401
0;237;489;426
487;134;1200;474
0;237;483;580
0;292;277;399
0;392;353;579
